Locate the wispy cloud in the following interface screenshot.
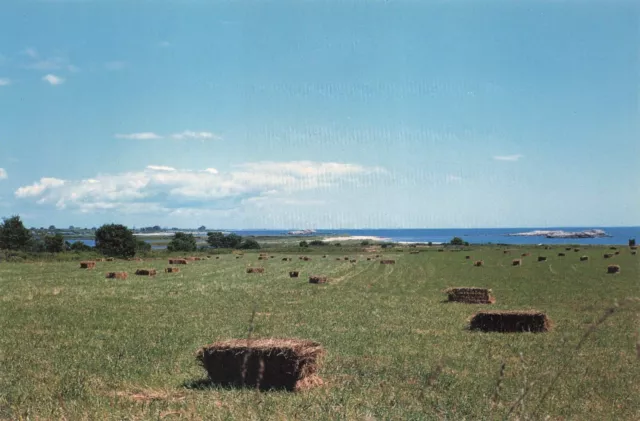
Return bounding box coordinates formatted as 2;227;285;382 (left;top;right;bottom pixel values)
146;165;176;172
22;48;78;72
0;168;7;180
493;154;523;162
0;78;11;86
115;132;162;140
171;130;220;140
105;61;126;71
42;74;64;85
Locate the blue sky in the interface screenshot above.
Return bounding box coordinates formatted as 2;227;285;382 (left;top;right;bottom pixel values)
0;0;638;229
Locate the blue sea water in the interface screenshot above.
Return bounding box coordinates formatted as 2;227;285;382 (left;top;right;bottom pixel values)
70;227;639;248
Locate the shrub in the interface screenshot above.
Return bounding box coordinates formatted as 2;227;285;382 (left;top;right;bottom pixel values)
95;224;136;258
136;239;152;253
299;240;309;248
361;240;370;246
167;232;197;252
450;237;464;246
239;239;261;250
0;215;33;251
309;240;326;246
207;231;243;249
44;234;65;253
70;241;93;252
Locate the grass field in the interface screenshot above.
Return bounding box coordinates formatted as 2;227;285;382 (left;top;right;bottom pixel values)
1;246;638;420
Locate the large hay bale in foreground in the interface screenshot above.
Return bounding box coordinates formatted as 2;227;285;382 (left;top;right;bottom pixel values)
247;267;265;274
196;338;324;391
169;259;188;265
537;256;547;262
580;256;589;261
135;269;157;276
470;311;551;333
445;287;494;304
165;267;180;273
512;259;522;266
380;259;396;265
607;265;620;274
473;260;484;267
106;272;127;279
289;271;299;278
309;276;328;284
80;261;96;269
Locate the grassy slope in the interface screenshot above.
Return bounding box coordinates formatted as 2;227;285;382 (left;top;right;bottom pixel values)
0;247;638;420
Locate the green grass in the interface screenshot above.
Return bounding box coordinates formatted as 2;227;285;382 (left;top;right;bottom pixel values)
1;247;638;420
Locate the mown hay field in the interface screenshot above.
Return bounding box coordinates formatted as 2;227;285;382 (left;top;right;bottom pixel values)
0;247;638;420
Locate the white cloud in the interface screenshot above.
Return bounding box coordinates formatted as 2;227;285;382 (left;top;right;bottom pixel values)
42;74;64;85
0;78;10;86
0;168;7;180
493;154;523;162
15;161;383;214
171;130;220;140
115;132;162;140
105;61;126;71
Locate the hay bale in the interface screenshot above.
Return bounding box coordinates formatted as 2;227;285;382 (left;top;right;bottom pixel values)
289;271;299;278
270;256;275;259
521;253;530;257
610;247;617;250
473;260;484;267
165;267;180;273
604;253;613;259
409;251;420;254
196;338;324;391
607;265;620;274
558;252;566;257
631;246;638;250
580;256;589;261
258;256;266;260
574;248;580;252
380;259;396;265
335;258;341;261
169;259;188;265
236;256;241;259
465;255;471;259
350;259;357;263
438;249;444;252
614;251;620;255
322;255;327;258
80;261;96;269
445;287;494;304
106;272;127;279
512;259;522;266
106;257;115;262
303;257;311;261
632;251;637;255
309;276;328;284
282;257;289;261
366;257;371;261
470;311;551;333
247;267;265;274
135;269;157;276
344;257;349;261
503;250;510;254
537;256;547;262
565;247;572;251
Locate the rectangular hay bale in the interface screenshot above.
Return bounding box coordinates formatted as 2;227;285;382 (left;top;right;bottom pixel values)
247;267;265;274
169;259;188;265
580;256;589;261
135;269;157;276
165;267;180;273
512;259;522;266
446;287;494;304
380;259;396;265
80;261;96;269
106;272;127;279
470;311;551;333
607;265;620;274
473;260;484;267
289;271;299;278
309;276;328;284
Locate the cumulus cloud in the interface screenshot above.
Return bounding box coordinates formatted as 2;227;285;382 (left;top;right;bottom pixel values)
42;74;64;85
0;168;7;180
0;78;11;86
15;161;383;214
171;130;220;140
493;154;523;162
115;132;162;140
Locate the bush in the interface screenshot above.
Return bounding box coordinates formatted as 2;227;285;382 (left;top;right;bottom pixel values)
95;224;136;258
361;240;370;246
167;232;197;252
136;239;152;253
428;242;433;246
309;240;325;246
464;241;470;247
0;215;33;251
206;231;243;249
450;237;464;246
70;241;93;252
299;240;309;248
239;239;261;250
630;238;636;247
44;234;65;253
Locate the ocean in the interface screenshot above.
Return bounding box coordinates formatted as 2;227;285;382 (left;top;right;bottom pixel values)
70;227;639;248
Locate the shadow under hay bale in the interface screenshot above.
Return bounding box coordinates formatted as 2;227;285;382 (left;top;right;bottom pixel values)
135;269;157;276
607;265;620;274
80;261;96;269
106;272;127;279
512;259;522;266
380;259;396;265
558;253;566;257
246;267;265;274
309;276;328;284
473;260;484;267
409;251;420;254
289;271;299;278
537;256;547;262
470;311;551;333
445;287;494;304
169;259;188;265
580;256;589;261
335;258;341;261
196;338;324;391
165;267;180;273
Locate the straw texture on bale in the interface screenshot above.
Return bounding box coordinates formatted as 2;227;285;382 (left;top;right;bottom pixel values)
309;276;328;284
169;259;188;265
80;261;96;269
135;269;157;276
607;265;620;274
380;260;396;265
247;267;265;274
196;338;324;391
580;256;589;261
512;259;522;266
445;287;494;304
106;272;127;279
474;260;484;267
165;267;180;273
289;271;299;278
470;311;551;333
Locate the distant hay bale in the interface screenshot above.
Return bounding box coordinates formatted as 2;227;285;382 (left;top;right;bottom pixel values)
169;259;188;265
438;249;444;252
375;255;380;258
537;256;547;262
631;246;638;250
236;256;241;259
106;257;115;262
521;253;530;257
366;257;371;261
473;260;484;267
465;255;471;259
185;257;197;261
565;247;572;251
503;250;510;254
632;251;637;255
282;257;289;261
544;246;550;250
350;259;357;263
165;267;180;273
380;259;396;265
607;265;620;274
216;256;220;259
309;276;328;284
196;338;324;391
445;287;494;304
558;253;566;257
409;251;420;254
258;256;266;260
106;272;127;280
609;247;617;250
470;311;551;333
80;261;96;269
322;255;327;258
344;257;349;261
614;251;620;255
303;257;311;261
580;256;589;261
574;248;580;252
270;255;275;259
289;271;299;278
135;269;157;276
335;258;341;261
512;259;522;266
603;253;613;259
246;267;265;274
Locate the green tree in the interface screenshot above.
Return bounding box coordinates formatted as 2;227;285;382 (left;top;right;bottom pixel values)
136;239;152;253
238;239;261;250
0;215;33;251
48;225;56;230
95;224;136;258
206;231;226;248
44;234;65;253
299;240;309;247
450;237;464;246
224;233;243;249
167;232;197;252
309;240;326;246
